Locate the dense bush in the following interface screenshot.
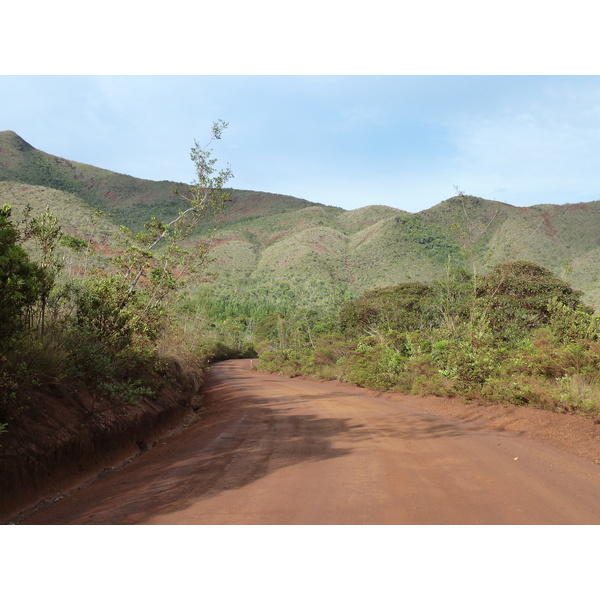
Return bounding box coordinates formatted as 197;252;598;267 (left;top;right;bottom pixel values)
339;282;438;334
476;261;590;339
0;123;259;431
0;204;44;348
0;205;46;419
337;335;408;390
253;260;600;416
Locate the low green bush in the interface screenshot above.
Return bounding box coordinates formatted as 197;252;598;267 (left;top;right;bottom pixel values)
253;262;600;417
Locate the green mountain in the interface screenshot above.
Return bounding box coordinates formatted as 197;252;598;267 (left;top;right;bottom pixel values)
2;130;599;309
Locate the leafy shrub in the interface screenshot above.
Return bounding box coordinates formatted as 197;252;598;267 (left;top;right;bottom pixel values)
397;354;455;396
309;334;354;379
339;282;438;335
71;276;163;352
98;379;155;406
476;261;590;339
480;374;552;408
0;355;31;421
337;338;407;390
555;374;600;414
547;298;600;344
251;260;600;416
64;333;116;383
481;371;600;414
0;204;44;348
429;324;502;394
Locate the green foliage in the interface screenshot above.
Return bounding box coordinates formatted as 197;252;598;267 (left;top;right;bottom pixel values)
337;336;408;390
395;214;461;264
5;129;600;422
397;354;454;396
311;335;353;370
254;260;600;416
339;282;438;334
60;233;88;251
15;151;81;195
0;354;32;421
98;379;155;406
476;260;590;340
546;297;600;343
0;204;44;347
71;276;162;350
429;328;503;396
0;123;240;425
431;265;473;333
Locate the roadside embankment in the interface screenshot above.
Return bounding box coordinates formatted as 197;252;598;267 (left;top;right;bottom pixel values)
0;380;205;523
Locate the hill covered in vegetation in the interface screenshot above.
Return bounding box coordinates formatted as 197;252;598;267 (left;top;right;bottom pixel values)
2;127;600;520
2;129;600;310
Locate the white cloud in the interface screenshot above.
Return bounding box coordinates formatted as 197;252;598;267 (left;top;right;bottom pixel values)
443;83;600;205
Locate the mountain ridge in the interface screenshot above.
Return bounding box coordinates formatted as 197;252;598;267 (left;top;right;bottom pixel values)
2;130;600;308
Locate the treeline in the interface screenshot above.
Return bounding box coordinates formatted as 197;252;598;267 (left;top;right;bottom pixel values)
253;260;600;416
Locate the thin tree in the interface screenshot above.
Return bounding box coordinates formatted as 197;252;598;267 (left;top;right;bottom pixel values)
117;120;234;305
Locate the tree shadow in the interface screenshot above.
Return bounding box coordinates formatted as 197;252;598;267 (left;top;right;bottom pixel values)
26;361;502;524
68;397;361;523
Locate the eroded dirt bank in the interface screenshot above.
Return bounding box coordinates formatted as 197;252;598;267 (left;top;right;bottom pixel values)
17;359;600;525
0;380;204;523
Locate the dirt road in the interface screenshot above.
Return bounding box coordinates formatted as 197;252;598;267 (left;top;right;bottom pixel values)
22;359;600;524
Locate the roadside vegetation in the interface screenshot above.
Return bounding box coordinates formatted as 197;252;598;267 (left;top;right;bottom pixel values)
2;125;600;434
0;122;235;428
5;126;600;524
253;260;600;417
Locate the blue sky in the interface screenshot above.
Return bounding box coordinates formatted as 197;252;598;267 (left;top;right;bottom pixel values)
2;2;599;214
2;75;600;213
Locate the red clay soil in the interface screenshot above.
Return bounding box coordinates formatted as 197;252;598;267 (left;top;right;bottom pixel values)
15;359;600;525
0;378;202;523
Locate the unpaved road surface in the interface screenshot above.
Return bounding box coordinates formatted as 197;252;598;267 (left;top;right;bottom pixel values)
23;360;600;524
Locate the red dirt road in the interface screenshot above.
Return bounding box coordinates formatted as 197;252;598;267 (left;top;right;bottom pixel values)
23;359;600;524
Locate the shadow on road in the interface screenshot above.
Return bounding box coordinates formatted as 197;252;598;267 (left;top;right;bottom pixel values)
25;360;499;524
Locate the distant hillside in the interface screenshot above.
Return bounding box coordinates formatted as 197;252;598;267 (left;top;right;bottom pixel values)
0;131;317;232
197;194;600;309
2;130;600;309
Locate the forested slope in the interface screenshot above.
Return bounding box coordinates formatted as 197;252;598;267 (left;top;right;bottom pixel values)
3;129;600;308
